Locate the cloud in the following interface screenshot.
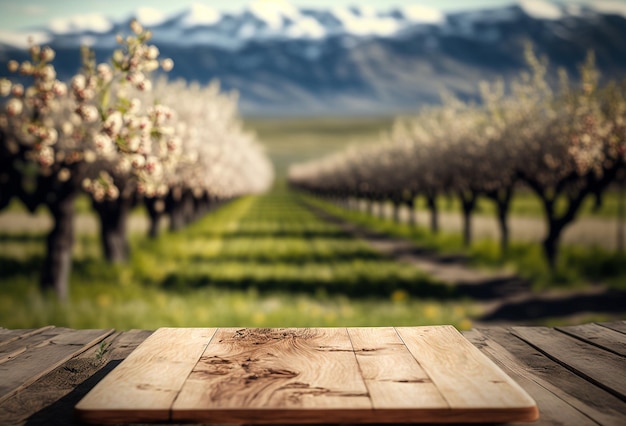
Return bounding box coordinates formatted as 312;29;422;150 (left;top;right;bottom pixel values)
22;5;47;16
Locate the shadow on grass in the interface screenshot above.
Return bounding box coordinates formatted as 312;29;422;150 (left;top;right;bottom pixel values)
186;250;382;264
191;229;353;239
160;270;458;300
0;233;46;243
480;288;626;322
0;256;43;280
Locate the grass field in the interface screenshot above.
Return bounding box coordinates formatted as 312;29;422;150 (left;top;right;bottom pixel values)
244;116;394;178
306;196;626;292
0;191;476;330
2;117;624;330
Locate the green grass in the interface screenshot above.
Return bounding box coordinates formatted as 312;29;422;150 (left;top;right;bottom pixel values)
0;190;476;330
306;195;626;291
244;116;394;178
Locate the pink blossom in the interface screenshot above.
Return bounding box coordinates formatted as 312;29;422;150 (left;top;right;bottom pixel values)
6;98;23;116
40;46;55;62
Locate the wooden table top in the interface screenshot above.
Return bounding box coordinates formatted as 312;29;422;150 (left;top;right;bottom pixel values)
0;322;624;425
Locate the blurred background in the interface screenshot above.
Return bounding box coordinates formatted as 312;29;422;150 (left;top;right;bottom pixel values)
1;0;625;330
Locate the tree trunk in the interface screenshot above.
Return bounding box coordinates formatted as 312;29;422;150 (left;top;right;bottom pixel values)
377;200;386;219
145;197;164;238
460;191;477;247
366;198;375;216
488;187;513;254
497;198;510;254
40;190;76;301
406;199;416;227
539;193;585;270
182;191;195;225
618;175;625;254
427;195;439;233
392;201;401;223
93;196;132;263
542;222;562;270
169;204;185;231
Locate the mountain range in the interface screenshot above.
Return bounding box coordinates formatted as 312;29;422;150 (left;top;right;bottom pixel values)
1;0;626;116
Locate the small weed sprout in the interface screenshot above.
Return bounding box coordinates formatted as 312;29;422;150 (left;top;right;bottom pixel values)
95;340;112;361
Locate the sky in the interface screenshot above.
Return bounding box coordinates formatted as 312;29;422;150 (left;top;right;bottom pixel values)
0;0;621;31
0;0;527;31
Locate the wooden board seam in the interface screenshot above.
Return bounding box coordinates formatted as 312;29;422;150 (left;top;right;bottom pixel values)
391;327;450;408
0;326;55;349
555;327;626;359
597;321;626;336
472;329;608;425
0;328;115;405
168;328;220;422
511;328;626;403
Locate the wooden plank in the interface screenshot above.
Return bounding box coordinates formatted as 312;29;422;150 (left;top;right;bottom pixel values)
0;329;152;426
396;326;538;422
513;326;626;402
0;326;55;348
557;323;626;357
75;327;216;424
598;320;626;335
77;327;541;424
0;326;71;364
172;328;371;424
0;328;113;404
347;327;448;409
468;328;617;426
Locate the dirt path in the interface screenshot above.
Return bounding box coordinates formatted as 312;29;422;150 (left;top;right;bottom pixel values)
0;212;158;235
305;201;626;324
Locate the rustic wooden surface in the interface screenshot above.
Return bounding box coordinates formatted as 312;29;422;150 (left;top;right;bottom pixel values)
0;322;624;425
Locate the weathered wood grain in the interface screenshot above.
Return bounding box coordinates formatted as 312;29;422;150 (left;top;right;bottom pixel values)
557;323;626;357
75;327;540;424
513;326;626;402
75;327;216;424
172;328;371;423
0;326;72;364
0;329;152;425
469;328;623;425
396;326;538;422
0;328;114;404
0;326;54;347
598;320;626;335
347;327;448;409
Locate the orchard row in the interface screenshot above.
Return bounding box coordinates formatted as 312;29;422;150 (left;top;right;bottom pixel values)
0;21;274;299
289;46;626;268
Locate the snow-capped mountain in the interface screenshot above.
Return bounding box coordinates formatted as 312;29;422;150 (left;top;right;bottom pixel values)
1;0;626;116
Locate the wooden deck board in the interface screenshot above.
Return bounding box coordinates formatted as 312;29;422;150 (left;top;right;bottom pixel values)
470;328;625;426
0;326;75;365
347;327;448;409
77;326;538;424
0;322;623;425
75;327;217;424
0;328;114;405
598;321;626;335
556;323;626;357
0;329;152;426
513;326;626;402
0;326;55;347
